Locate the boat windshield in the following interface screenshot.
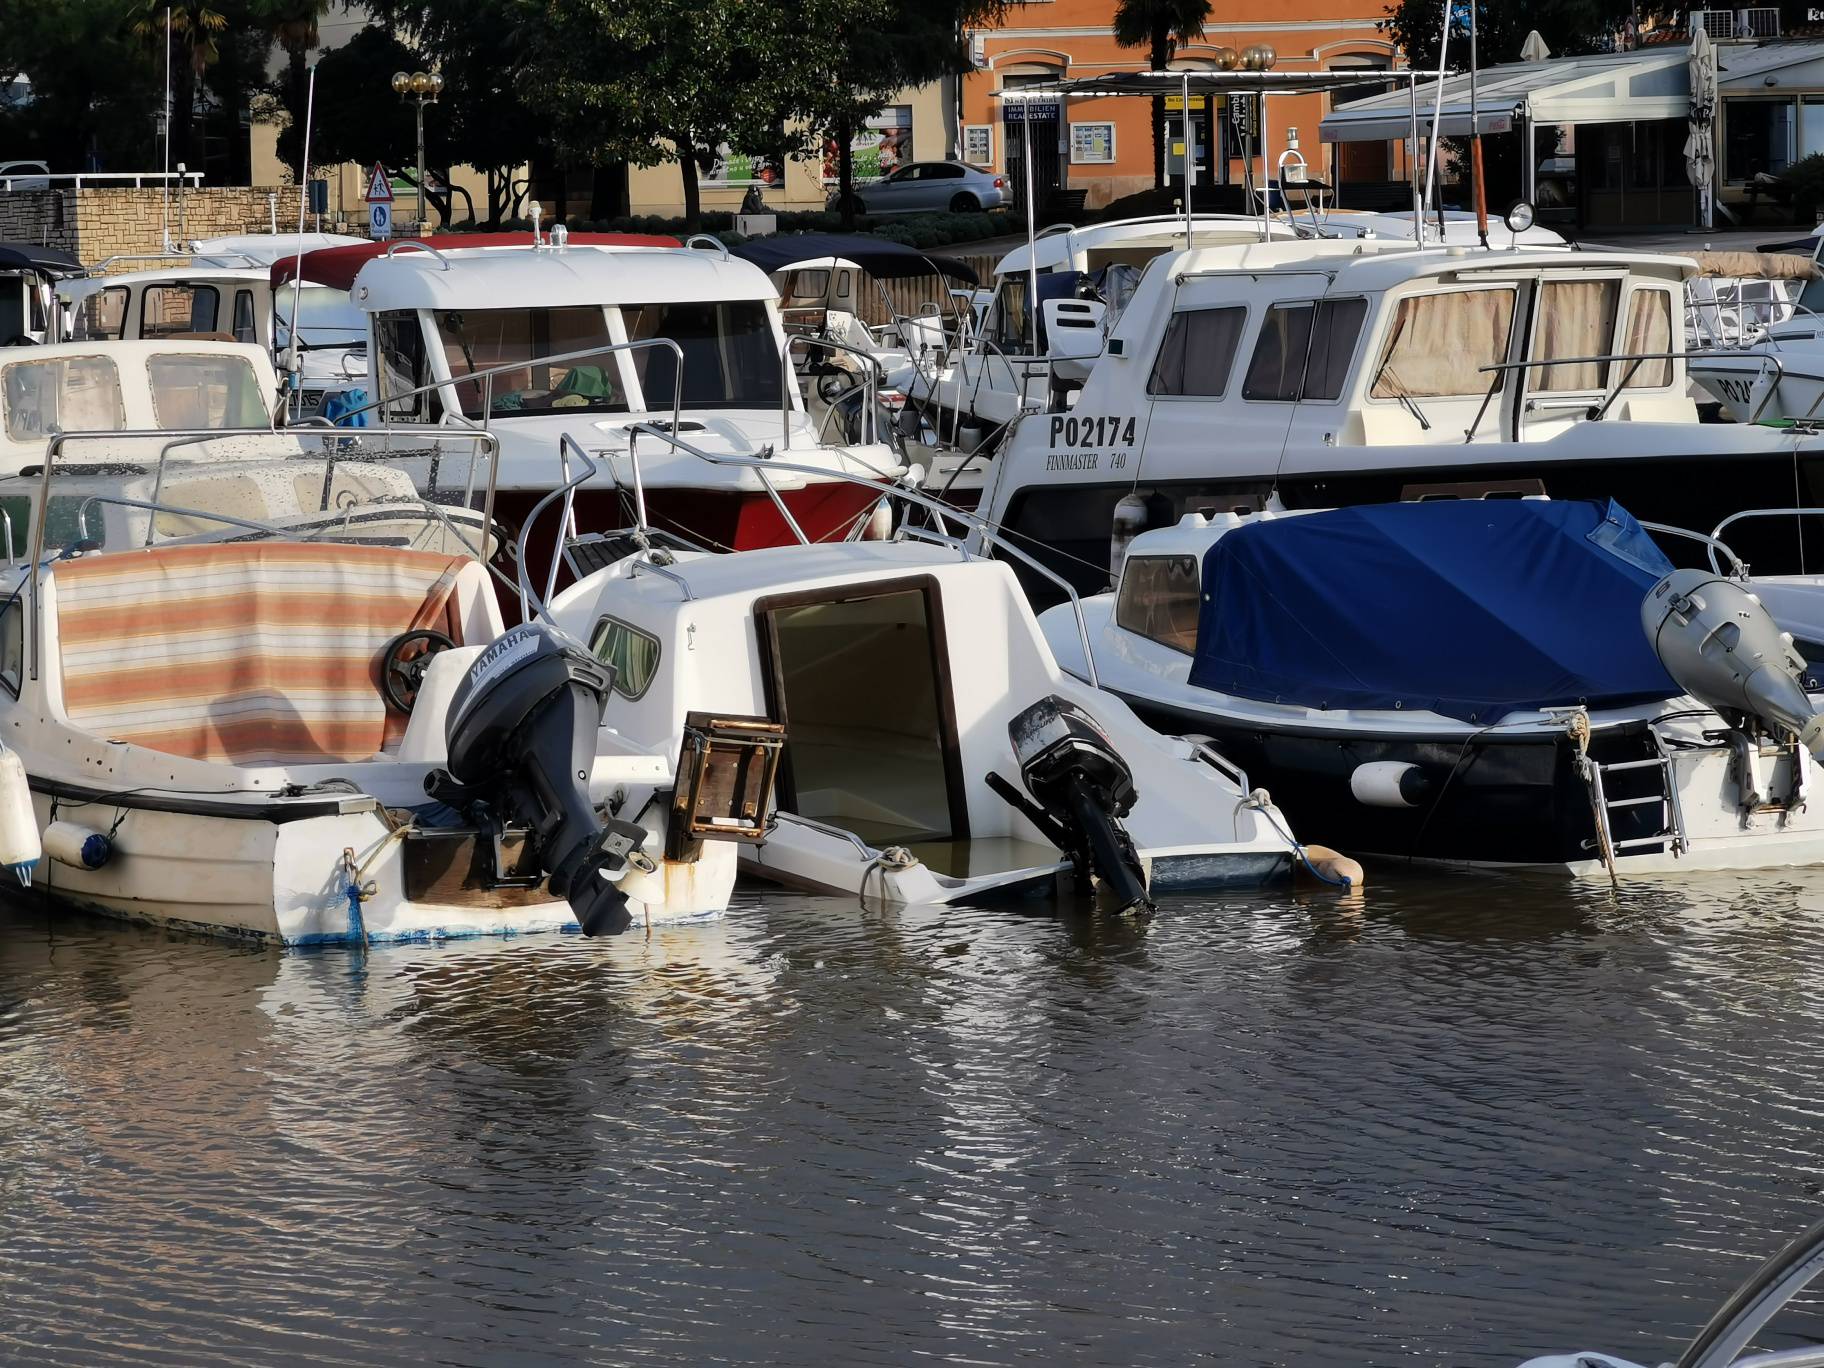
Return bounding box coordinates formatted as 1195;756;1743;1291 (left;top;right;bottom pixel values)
622;301;783;411
434;306;627;419
146;353;271;429
275;285;366;351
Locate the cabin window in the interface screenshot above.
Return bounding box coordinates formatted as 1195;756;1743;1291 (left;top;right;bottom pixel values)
1147;305;1246;397
276;286;365;353
374;310;431;420
622;301;783;411
436;306;624;419
588;616;661;700
1114;555;1200;653
1530;278;1620;392
1303;297;1369;401
147;354;269;429
2;355;125;439
1621;288;1674;388
141;283;219;338
1243;303;1315;402
0;596;20;698
985;277;1030;354
781;269;830;309
231;289;258;345
73;286;128;341
1370;287;1515;400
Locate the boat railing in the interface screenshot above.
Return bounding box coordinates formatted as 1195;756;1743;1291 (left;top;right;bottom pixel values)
1638;520;1749;578
517;431;601;622
1705;506;1824;575
609;421;1102;687
1673;1217;1824;1368
381;241;451;269
27;423;504;681
781;335;882;449
295;337;687;446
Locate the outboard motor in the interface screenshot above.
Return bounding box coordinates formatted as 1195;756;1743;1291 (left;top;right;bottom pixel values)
995;696;1153;914
1642;568;1824;755
435;624;649;936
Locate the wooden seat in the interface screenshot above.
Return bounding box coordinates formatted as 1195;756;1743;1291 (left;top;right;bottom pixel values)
47;542;499;765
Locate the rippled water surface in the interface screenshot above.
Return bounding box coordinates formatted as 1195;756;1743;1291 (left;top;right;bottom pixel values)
4;872;1824;1366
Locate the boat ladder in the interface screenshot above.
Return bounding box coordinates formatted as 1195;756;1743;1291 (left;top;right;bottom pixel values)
1583;731;1688;859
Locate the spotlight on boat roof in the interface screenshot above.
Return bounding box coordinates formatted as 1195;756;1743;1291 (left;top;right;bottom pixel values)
1504;200;1536;233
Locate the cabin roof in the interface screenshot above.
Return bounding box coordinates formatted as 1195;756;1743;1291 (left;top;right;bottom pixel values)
1154;239;1696;289
351;245;777;312
605;540;968;608
61;266;278;298
994;215;1302;276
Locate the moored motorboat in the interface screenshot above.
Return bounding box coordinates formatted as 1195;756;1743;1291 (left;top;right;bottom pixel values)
0;451;771;943
1038;497;1824;876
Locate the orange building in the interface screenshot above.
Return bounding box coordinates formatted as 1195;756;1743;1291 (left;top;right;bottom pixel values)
961;0;1409;211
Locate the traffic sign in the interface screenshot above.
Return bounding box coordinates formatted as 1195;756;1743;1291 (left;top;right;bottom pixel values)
369;200;393;240
365;163;393;203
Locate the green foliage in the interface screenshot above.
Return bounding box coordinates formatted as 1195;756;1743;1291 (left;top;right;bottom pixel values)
1112;0;1211;189
1778;153;1824;220
1380;0;1644;73
289;24;426;174
462;209;1015;249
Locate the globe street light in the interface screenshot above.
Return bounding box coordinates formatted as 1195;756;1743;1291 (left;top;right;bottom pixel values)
391;69;444;231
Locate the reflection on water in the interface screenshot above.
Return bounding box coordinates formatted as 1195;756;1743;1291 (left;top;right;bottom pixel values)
3;871;1824;1366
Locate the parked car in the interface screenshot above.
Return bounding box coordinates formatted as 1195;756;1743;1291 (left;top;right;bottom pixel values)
831;161;1006;216
0;160;50;190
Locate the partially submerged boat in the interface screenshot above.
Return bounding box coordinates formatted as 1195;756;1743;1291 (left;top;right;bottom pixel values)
1038;497;1824;875
538;443;1309;906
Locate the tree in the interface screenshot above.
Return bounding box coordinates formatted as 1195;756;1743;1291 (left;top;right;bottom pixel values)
263;0;329;180
129;0;230;171
801;0;1012;229
1113;0;1210;189
528;0;839;231
0;0;162;171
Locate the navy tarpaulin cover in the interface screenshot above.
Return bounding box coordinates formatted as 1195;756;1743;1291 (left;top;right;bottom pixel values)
1186;499;1680;723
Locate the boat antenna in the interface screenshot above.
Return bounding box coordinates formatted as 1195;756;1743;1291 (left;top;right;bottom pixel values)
161;5;172;252
1420;0;1452;238
286;60;318;413
1182;71;1196;248
1469;0;1488;246
1020;90;1038;358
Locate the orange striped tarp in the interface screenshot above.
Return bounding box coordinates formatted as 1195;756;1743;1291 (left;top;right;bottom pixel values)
53;542;467;765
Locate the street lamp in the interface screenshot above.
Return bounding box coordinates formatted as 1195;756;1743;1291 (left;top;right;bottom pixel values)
391;69;444;232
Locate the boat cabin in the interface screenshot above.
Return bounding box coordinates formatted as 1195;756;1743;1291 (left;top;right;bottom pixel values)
0;242;83;345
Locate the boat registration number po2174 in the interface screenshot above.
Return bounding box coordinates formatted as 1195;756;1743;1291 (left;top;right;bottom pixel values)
1046;414;1136;472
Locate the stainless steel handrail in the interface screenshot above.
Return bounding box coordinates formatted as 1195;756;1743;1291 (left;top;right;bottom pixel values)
611;425;1101;687
516;433;600;622
1675;1218;1824;1368
316;336;686;437
76;494;294;543
1639;520;1748;578
1706;506;1824;575
782;334;882;449
382;241;451;268
27;423;503;679
627;557;696;601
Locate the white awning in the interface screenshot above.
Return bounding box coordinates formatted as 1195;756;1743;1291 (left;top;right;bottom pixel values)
1320;47;1690;143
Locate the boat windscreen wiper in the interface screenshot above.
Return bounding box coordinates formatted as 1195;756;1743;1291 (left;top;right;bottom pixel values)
1394;391;1431;431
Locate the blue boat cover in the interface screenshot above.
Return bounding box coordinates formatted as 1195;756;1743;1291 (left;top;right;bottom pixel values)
1186;499;1680;722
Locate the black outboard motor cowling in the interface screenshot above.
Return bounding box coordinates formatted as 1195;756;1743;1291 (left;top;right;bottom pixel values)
1006;696;1153;914
438;624;648;937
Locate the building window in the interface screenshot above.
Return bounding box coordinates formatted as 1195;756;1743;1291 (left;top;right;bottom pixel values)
1148;305;1247;397
1726;97;1795;182
826;106;913;183
964;124;993;166
1070;122;1115;164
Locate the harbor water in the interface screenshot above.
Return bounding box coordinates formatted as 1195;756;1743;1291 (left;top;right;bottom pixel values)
3;872;1823;1366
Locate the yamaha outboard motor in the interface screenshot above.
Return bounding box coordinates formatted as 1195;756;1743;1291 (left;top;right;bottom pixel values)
994;696;1153;914
1642;569;1824;755
436;624;649;936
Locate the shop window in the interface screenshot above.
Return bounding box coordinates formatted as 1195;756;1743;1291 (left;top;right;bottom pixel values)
1726;98;1794;182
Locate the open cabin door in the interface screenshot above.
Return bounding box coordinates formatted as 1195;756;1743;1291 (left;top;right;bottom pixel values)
1515;271;1627;443
756;578;969;849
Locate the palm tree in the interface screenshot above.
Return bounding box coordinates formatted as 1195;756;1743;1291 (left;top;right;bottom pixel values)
1113;0;1211;190
262;0;329;179
129;1;230;171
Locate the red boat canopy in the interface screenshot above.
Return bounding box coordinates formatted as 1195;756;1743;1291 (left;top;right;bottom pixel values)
269;231;683;292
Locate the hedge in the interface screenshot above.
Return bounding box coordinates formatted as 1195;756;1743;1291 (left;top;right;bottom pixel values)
460;208;1015;249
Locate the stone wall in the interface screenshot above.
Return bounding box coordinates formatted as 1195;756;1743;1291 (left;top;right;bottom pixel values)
0;186;304;269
